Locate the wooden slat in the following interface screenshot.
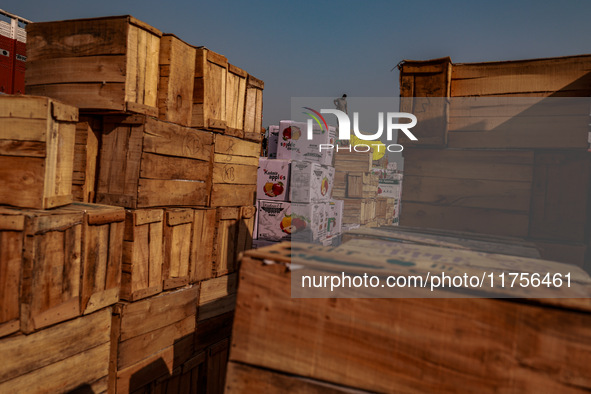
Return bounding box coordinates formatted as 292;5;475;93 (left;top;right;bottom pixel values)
402;175;532;212
27;83;127;112
231;255;591;393
451;55;591;97
138;179;209;207
529;150;590;243
402;149;534;182
210;184;255;207
400;202;530;238
214;134;260;157
143;118;213;161
140;153;211;182
158;35;195;126
212;163;258;185
26;56;127;85
190;209;217;282
0;308;111;383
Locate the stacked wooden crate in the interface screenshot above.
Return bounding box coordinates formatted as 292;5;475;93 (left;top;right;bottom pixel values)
0;13;266;393
333;150;378;226
226;241;591;393
398;55;591;268
0;95;123;392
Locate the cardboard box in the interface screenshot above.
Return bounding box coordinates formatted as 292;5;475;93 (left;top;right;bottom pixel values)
257;158;290;201
373;168;403;199
326;200;344;240
290;161;335;203
277;120;335;166
292;202;327;243
256;200;292;241
267;125;279;158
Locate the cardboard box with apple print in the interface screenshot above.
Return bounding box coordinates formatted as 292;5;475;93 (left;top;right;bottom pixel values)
276;120;335;166
290;161;334;203
256;200;328;243
257;158;290;201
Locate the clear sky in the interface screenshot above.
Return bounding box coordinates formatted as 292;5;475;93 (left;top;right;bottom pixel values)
7;0;591;128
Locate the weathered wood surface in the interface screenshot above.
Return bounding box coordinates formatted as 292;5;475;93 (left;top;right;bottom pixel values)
26;15;161;114
121;208;163;301
96;115;213;208
158;34;196;126
0;95;77;209
230;244;591;393
0;308;111;393
192;47;228;131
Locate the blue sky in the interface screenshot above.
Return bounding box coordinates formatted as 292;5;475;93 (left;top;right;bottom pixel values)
7;0;591;127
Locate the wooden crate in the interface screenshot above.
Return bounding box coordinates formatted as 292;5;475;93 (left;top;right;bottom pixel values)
230;243;591;393
401;148;533;238
243;74;264;142
26;15;162;115
198;273;237;323
397;57;451;147
192;47;228;131
213;207;255;276
60;202;125;315
0;208;24;338
110;285;199;394
190;208;218;282
148;352;207;394
342;198;376;225
163;208;193;290
205;339;230;394
341;226;542;258
210;135;259;207
333;150;372;173
0;308;112;393
158;34;196;127
225;64;247;137
121;209;164;301
347;172;379;198
0;206;84;334
96;114;213;208
72;120;99;203
0;95;78;209
226;361;357;393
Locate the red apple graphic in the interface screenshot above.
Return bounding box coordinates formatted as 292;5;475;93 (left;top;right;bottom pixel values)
272;182;284;196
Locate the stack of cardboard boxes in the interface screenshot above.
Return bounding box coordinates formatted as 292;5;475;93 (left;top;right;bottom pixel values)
254;121;343;246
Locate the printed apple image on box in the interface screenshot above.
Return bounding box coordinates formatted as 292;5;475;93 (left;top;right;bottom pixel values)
277;120;335;166
326;199;343;240
257;158;290;201
290;161;334;203
267;125;279;158
291;202;327;243
256;200;292;241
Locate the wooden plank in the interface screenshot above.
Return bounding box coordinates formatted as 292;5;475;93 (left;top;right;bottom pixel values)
529;151;590;243
26;56;127;85
451;55;591;97
158;35;195;126
231;255;591;393
162;208;193;290
195;312;234;353
138;179;209;207
72;121;99;203
140;153;211;182
190;208;217;282
143;118;213;161
225;64;247;130
210;184;255;207
0;343;110;393
212;163;258;185
26;17;130;61
400;202;530;238
0;156;45;209
117;315;196;370
206;339;230;394
119;285;199;341
27;83;127;112
213;153;259;166
143;30;160;108
402;175;531;212
342;226;541;259
214;134;259;157
226;362;366;394
115;335;194;394
402;149;534;182
0;230;22;338
199;273;238;305
0;95;50;119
